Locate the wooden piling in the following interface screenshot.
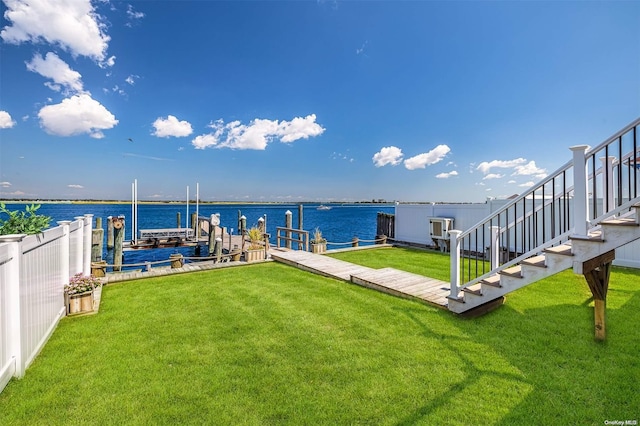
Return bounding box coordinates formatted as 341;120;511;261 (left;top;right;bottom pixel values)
176;212;181;228
214;237;222;263
285;210;292;249
298;204;304;250
107;216;114;249
91;260;107;277
352;236;359;247
113;215;125;272
92;227;104;262
170;253;184;269
191;212;197;239
208;214;217;256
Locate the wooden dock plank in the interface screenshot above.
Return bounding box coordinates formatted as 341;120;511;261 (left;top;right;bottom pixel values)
270;249;450;310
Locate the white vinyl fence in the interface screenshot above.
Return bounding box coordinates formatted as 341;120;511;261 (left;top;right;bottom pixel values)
0;215;93;394
394;201;640;268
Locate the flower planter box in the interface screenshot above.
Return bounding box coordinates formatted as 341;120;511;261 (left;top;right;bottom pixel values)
244;248;265;263
311;242;327;254
67;291;94;315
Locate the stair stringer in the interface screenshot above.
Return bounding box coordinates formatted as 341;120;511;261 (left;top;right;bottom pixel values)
448;207;640;314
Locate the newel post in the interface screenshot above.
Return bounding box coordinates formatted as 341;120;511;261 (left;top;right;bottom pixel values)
448;230;462;299
570;145;590;238
490;226;500;270
0;234;26;378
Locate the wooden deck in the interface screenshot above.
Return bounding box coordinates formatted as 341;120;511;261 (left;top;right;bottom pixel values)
269;249;450;310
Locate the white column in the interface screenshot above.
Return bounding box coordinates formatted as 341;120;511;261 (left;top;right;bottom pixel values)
0;235;26;378
83;214;93;275
600;156;616;215
449;230;462;299
490;226;500;270
570;145;590;237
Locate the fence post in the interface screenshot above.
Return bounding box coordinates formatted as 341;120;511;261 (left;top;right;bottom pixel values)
0;235;26;378
490;226;500;270
83;215;93;276
570;145;590;237
71;218;83;275
351;237;359;247
58;221;72;281
448;230;462;300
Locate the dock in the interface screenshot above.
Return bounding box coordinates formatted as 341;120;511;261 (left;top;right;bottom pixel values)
269;249;450;310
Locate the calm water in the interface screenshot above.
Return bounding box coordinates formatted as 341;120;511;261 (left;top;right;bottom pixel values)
3;202;394;267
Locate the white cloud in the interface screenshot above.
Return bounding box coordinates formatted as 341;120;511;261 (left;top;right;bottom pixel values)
508;180;516;184
0;111;16;128
436;170;458;179
278;114;325;143
152;115;193;138
26;52;83;93
482;173;504;180
102;55;116;68
512;160;547;179
192;114;325;150
192;133;219;150
476;158;527;174
0;181;11;187
125;75;138;85
1;0;110;61
404;144;450;170
38;94;118;138
372;146;403;167
519;181;535;188
68;184;84;189
126;4;145;21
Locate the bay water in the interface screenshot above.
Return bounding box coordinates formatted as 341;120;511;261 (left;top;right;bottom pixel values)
2;202;394;268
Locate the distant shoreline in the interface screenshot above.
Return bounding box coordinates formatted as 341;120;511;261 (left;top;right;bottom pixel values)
1;199;396;206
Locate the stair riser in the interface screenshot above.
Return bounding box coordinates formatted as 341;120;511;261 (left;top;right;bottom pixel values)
543;254;574;272
571;226;640;273
450;210;640;314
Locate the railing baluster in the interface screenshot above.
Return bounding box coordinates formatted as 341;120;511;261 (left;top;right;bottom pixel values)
633;126;638;198
618;136;623;207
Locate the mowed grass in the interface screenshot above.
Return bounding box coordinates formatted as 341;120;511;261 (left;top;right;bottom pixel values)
1;248;638;425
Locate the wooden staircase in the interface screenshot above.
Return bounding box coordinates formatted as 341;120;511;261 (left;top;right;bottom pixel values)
447;204;640;314
446;117;640;315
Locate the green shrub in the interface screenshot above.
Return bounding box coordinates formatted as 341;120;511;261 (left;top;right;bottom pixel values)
0;203;51;235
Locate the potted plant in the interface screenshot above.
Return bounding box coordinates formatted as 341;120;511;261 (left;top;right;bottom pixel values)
244;226;265;262
65;273;102;314
310;227;327;254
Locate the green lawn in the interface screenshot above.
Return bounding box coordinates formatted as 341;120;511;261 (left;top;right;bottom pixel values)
1;248;638;425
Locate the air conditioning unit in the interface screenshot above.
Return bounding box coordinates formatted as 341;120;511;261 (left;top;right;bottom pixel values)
429;217;453;252
429;217;453;239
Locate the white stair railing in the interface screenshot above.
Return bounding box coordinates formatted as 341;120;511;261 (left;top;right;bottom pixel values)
449;117;640;298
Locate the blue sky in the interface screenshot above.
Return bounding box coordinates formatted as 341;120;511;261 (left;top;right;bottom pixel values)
0;0;639;203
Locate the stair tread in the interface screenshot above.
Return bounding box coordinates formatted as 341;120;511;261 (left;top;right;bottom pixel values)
499;265;522;278
601;217;639;226
545;245;573;256
481;275;502;287
521;255;546;268
570;231;603;242
462;284;482;296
